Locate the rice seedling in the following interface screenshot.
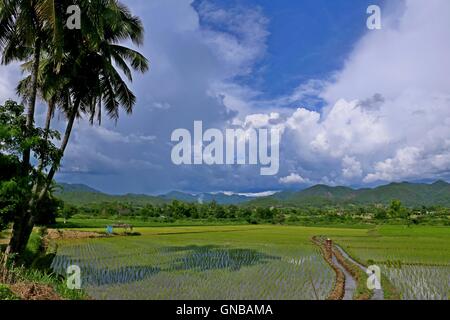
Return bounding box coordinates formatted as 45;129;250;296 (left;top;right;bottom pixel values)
49;225;450;300
50;225;347;300
381;265;449;300
51;242;335;300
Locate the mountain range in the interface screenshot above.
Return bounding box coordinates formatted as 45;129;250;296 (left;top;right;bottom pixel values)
159;191;261;204
55;184;262;206
55;180;450;207
246;180;450;207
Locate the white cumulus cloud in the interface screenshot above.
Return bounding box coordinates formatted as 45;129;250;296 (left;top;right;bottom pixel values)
279;173;310;185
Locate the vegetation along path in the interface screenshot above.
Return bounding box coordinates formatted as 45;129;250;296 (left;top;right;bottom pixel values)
313;236;383;300
334;244;384;300
331;253;356;300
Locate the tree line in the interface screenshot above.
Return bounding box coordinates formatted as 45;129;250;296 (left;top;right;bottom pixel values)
57;199;450;226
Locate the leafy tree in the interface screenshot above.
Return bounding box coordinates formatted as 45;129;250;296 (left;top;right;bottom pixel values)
255;207;274;221
214;205;226;219
374;207;388;220
34;193;61;225
0;0;47;168
388;199;409;219
272;212;286;224
59;204;79;224
0;100;59;234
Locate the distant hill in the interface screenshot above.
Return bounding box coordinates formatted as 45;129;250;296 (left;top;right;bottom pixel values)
56;183;101;194
56;180;450;207
160;191;255;204
246;180;450;207
55;183;168;206
56;184;257;206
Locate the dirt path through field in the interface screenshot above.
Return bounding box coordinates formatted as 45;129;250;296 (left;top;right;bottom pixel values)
334;244;384;300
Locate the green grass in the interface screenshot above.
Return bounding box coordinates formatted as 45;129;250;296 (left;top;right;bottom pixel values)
14;267;88;300
0;284;19;300
21;231;44;266
54;217;379;231
53;218;249;229
333;225;450;265
0;228;89;300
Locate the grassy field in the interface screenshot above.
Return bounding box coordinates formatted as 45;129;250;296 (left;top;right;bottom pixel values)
53;218;249;229
52;217;374;229
333;225;450;265
48;224;449;300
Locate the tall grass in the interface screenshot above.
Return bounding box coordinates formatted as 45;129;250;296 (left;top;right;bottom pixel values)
1;228;88;300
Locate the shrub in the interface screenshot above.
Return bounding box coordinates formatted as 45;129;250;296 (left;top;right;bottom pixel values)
0;284;19;300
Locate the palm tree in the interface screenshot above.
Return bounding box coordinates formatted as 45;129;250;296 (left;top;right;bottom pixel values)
38;0;149;193
1;2;63;259
5;0;149;257
0;0;54;170
0;0;46;260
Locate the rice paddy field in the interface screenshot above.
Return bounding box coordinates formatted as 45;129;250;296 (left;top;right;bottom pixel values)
333;225;450;300
50;224;450;300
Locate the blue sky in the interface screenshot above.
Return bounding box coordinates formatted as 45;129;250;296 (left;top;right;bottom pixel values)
1;0;449;195
196;0;382;101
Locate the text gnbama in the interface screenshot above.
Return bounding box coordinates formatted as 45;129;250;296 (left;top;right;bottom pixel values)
176;304;273;317
171;121;280;175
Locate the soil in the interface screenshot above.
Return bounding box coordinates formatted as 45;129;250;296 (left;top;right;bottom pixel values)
46;229;106;241
9;282;61;300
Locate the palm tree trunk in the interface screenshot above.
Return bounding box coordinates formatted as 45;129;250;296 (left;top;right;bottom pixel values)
6;98;78;261
35;98;56;180
22;37;42;171
38;99;79;202
14;101;79;256
43;98;55;136
3;212;26;260
5;38;42;262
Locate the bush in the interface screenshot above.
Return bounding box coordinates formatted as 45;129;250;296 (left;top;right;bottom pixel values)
247;217;259;225
21;229;46;266
0;284;19;300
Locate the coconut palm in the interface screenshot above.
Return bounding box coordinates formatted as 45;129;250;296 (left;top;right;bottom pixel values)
5;0;149;256
0;0;48;260
38;0;148;190
0;0;61;170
